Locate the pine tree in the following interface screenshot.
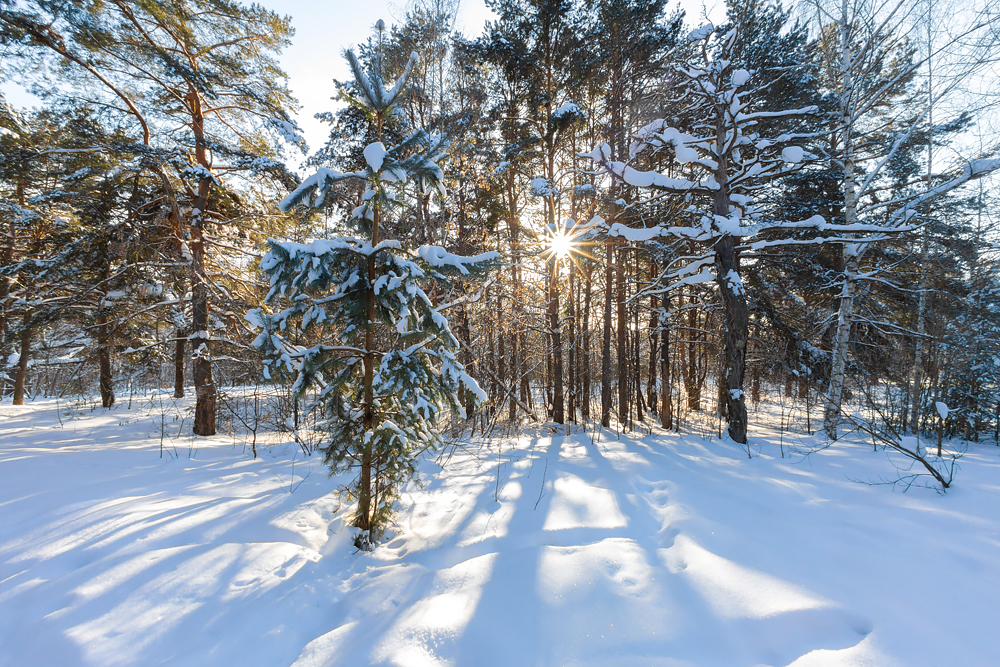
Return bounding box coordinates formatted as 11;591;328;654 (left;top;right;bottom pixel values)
255;28;496;547
591;23;817;443
1;0;303;433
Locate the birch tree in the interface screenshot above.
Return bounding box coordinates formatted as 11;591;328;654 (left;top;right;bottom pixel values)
808;0;1000;438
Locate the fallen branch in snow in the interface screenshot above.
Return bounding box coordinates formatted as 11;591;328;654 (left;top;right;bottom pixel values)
834;385;960;492
846;418;957;492
534;457;548;510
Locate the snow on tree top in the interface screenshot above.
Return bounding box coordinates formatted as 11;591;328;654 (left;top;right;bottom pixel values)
364;141;387;172
689;23;713;41
552;102;579;118
608;223;662;242
605;160;709;191
268;117;307;152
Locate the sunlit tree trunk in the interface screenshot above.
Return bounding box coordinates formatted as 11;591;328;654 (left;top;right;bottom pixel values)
823;6;858;440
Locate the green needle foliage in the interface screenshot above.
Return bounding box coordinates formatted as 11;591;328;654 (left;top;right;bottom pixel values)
253;35;497;548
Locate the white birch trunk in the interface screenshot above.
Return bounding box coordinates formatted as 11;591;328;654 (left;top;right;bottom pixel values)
824;251;858;439
823;0;857;440
909;0;934;434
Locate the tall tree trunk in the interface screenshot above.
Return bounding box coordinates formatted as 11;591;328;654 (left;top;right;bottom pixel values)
712;111;748;444
189;90;216;436
98;340;115;408
823;0;859;441
548;256;564;424
660;293;673;429
457;305;473;416
824;252;858;439
174;331;186;398
582;266;593;420
568;264;577;422
97;240;115;408
12;312;30;406
0;190;17;398
633;315;644;424
647;263;659;414
617;245;628;428
456;196;473;417
685;295;700;410
601;237;614;427
714;236;748;443
910;9;935;434
98;309;115;409
507;332;517;421
497;329;507;417
519;330;530;410
357;194;380;534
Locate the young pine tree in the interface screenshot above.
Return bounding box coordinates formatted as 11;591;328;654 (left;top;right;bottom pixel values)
254;30;496;549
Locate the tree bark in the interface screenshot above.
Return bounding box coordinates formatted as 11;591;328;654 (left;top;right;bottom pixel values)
601;236;614;427
189;90;216;436
548;255;564;424
660;294;673;429
824;251;858;439
0;188;17;398
647;263;659;414
568;263;577;422
685;295;700;410
174;331;186;398
99;341;115;408
97;314;114;408
714;236;749;443
617;244;628;428
823;0;859;441
581;266;593;419
12;312;30;406
911;0;935;435
712;106;749;444
356;169;382;534
98;240;115;408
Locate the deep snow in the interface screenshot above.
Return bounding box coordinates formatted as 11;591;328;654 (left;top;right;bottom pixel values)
1;396;999;666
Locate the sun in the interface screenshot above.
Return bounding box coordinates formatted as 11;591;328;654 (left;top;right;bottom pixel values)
549;231;574;258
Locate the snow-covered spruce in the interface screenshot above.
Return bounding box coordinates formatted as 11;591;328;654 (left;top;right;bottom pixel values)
252;41;497;547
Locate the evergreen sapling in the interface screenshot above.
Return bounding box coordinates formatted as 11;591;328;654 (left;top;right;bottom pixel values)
251;33;497;549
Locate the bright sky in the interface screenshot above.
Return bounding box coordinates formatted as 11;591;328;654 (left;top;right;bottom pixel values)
251;0;502;153
257;0;723;154
1;0;725;157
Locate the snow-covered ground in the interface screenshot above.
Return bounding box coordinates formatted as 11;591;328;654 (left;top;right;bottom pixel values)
2;396;999;666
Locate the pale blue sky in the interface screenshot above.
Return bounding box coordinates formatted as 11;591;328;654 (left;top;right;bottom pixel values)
252;0;501;151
